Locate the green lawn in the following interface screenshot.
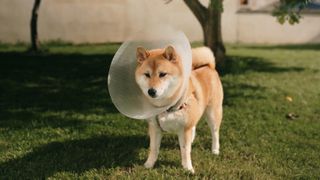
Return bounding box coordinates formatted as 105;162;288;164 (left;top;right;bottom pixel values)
0;43;319;179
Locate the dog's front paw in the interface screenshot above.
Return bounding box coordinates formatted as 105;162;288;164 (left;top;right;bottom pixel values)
144;161;155;169
184;166;195;174
182;164;195;174
212;149;220;155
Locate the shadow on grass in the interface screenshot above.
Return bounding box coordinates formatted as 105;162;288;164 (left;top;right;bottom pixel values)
242;44;320;51
220;55;304;75
0;52;306;128
0;52;118;130
0;135;147;179
220;55;305;106
0;49;309;178
223;82;267;107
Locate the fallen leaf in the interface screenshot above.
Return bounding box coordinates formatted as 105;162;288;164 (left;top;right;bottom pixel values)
286;96;293;102
286;113;299;120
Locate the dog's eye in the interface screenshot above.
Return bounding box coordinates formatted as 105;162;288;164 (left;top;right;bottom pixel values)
159;72;167;78
144;73;151;78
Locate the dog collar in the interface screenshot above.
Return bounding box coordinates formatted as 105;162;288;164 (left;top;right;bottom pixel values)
166;86;189;113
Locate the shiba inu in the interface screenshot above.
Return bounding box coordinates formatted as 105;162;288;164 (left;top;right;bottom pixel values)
135;45;223;173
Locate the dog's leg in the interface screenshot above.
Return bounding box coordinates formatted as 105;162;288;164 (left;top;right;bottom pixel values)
178;128;194;173
206;105;222;155
191;126;196;143
144;120;162;168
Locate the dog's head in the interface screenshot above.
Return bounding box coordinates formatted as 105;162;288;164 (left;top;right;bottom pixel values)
135;45;184;107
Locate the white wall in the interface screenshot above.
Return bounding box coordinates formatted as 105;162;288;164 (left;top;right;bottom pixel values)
0;0;204;43
0;0;33;43
0;0;319;44
237;13;320;44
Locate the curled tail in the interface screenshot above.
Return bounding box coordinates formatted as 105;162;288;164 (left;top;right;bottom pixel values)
192;46;215;70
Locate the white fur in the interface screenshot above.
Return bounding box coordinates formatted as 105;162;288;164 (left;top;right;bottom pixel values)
191;126;196;143
136;76;150;97
178;128;194;173
144;120;162;168
144;115;196;173
157;109;186;133
158;76;180;99
206;106;221;155
144;110;198;173
154;79;169;98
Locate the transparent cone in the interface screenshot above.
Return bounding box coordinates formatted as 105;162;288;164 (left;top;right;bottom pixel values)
107;28;192;119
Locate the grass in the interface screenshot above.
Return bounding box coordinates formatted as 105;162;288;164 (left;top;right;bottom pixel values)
0;43;319;179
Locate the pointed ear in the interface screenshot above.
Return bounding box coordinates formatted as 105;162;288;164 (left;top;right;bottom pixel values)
163;45;176;61
136;47;149;63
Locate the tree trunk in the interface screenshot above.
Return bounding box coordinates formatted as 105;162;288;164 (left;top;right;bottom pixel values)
30;0;41;52
183;0;226;70
203;0;226;70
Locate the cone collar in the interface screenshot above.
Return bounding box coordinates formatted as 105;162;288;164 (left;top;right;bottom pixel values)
108;30;192;119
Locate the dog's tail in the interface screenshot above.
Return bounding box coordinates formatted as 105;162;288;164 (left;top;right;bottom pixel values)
192;46;215;70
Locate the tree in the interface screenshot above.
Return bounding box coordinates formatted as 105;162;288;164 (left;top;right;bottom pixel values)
183;0;225;69
166;0;311;69
30;0;42;52
273;0;311;25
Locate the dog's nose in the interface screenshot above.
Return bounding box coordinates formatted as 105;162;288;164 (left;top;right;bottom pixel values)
148;88;157;98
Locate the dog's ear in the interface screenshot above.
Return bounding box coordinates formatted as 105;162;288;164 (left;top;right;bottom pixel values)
136;47;149;63
163;45;176;61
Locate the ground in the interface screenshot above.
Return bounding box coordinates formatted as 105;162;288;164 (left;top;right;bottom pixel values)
0;43;319;179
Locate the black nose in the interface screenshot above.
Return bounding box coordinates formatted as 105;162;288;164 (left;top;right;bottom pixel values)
148;88;157;98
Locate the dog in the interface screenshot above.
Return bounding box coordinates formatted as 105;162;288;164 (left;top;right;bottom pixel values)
135;45;223;173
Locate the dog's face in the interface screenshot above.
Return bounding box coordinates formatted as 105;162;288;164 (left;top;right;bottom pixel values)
135;45;183;106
